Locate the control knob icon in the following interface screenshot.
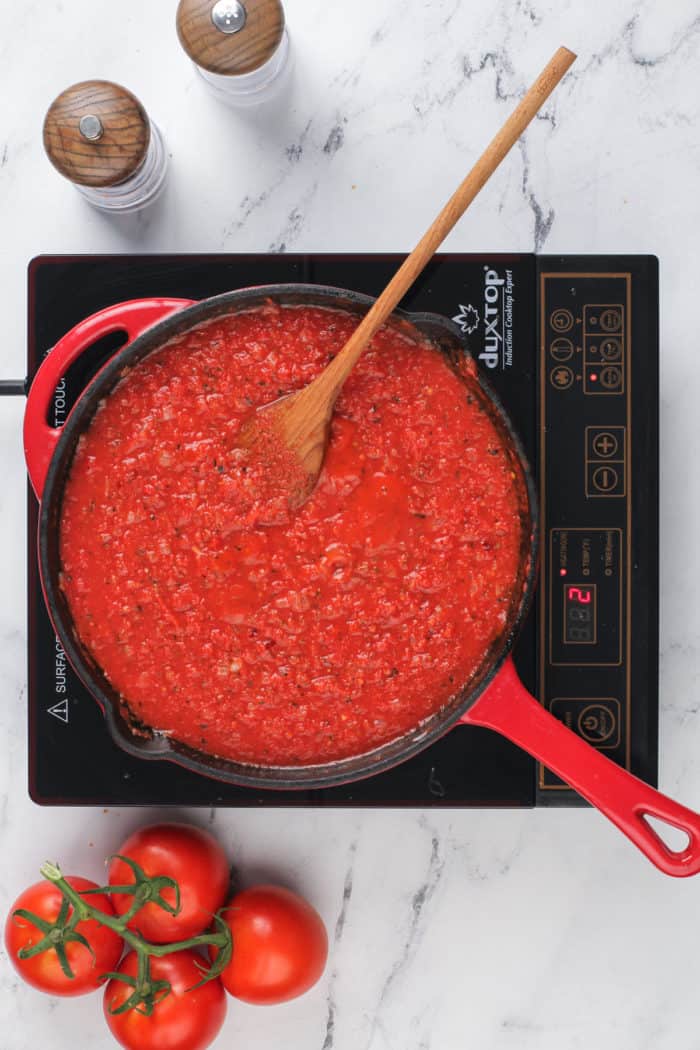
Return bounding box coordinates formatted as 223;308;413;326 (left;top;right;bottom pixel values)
550;365;574;390
550;308;574;333
600;366;622;390
599;308;622;332
550;337;574;362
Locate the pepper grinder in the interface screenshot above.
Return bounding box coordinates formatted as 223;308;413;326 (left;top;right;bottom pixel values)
176;0;291;107
43;81;168;213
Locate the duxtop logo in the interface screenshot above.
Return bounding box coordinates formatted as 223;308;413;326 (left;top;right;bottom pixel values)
453;266;515;370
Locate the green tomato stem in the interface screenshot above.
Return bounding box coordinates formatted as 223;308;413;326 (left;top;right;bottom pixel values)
38;862;231;961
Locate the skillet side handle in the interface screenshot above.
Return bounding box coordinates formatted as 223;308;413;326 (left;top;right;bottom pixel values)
462;657;700;878
24;298;193;499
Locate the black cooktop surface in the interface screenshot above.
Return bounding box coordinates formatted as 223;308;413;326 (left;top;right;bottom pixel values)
27;253;659;806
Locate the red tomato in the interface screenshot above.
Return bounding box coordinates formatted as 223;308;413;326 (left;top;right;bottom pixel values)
213;885;328;1004
104;950;227;1050
4;876;123;996
109;823;229;944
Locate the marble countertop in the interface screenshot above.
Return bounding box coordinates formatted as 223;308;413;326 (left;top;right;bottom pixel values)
2;0;700;1047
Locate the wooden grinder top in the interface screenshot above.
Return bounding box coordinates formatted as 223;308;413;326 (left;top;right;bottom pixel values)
43;81;151;189
176;0;285;76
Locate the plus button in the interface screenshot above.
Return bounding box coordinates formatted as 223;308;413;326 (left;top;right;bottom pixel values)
592;431;619;459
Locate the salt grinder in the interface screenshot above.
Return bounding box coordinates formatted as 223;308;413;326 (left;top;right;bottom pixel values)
176;0;290;106
43;81;168;213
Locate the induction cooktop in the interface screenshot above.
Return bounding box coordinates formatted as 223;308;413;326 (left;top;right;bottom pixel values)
24;253;659;806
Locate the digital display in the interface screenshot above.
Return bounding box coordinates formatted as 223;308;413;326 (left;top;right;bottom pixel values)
550;531;621;667
563;584;596;644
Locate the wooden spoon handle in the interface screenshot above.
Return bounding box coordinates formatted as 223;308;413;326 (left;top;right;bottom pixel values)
317;45;576;400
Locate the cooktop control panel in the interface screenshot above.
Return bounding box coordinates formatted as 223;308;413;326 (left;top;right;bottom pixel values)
536;261;658;802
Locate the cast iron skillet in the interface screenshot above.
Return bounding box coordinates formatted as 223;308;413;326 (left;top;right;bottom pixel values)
24;285;700;876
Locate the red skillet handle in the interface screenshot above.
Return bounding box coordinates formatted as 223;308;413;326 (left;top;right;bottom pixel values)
24;298;193;498
463;657;700;877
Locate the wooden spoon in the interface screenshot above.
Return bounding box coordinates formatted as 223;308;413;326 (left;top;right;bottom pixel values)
242;45;576;508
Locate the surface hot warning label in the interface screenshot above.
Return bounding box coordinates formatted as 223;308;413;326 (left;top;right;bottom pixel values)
48;698;69;723
50;637;70;723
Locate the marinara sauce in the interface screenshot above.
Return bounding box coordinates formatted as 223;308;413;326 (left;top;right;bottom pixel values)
60;304;526;766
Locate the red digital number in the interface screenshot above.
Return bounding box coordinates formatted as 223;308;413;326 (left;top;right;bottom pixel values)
567;586;592;604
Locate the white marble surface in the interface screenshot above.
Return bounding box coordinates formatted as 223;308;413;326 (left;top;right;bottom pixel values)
1;0;700;1047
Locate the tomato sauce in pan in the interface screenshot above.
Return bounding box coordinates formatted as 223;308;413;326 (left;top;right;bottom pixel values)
59;304;526;766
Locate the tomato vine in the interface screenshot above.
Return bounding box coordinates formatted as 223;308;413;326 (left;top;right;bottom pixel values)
13;860;233;1016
